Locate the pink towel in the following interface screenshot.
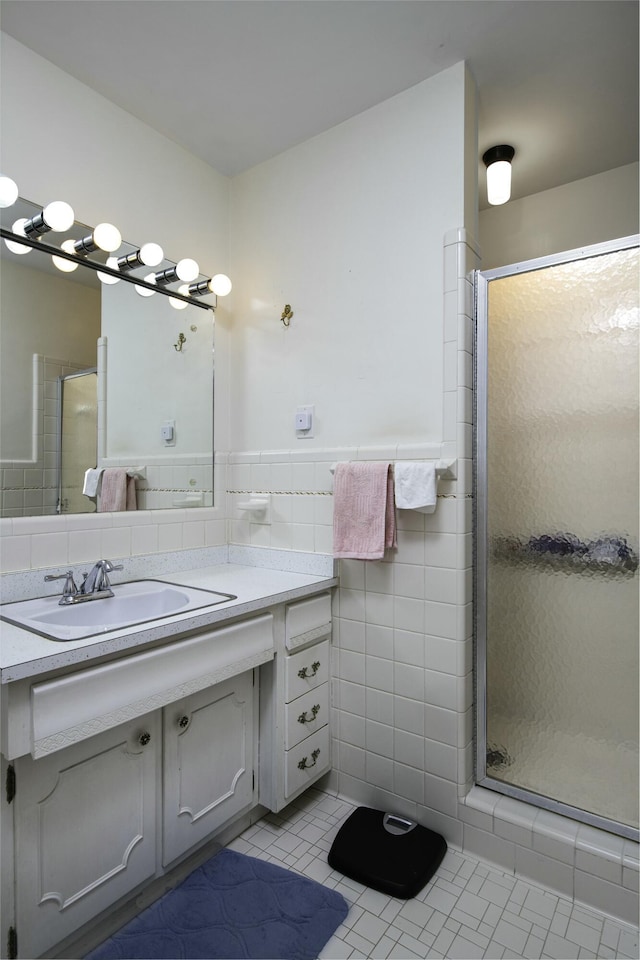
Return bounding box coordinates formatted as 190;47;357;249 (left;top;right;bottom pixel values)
98;468;137;512
333;462;397;560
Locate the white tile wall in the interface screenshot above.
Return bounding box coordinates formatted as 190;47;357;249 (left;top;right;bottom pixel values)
0;457;228;577
0;354;91;518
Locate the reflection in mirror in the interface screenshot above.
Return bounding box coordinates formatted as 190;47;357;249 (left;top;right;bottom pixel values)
0;197;217;518
59;368;98;516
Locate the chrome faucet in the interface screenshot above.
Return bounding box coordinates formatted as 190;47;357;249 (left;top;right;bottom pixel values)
80;559;123;597
45;560;123;605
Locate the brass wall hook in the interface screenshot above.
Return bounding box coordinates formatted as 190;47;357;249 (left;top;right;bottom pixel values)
280;304;294;326
174;332;186;352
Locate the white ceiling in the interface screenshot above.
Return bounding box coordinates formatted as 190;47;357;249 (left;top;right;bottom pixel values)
1;0;638;207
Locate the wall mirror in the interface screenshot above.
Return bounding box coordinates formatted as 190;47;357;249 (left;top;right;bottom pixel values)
0;196;218;518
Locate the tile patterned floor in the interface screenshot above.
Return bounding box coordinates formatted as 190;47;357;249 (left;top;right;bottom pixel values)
228;789;639;960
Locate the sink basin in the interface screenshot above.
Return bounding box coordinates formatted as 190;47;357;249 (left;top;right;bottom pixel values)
0;579;237;641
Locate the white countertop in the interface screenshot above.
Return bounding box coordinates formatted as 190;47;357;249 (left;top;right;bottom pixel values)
0;562;337;684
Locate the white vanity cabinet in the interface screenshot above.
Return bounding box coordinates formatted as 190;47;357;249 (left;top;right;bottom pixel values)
259;593;332;812
2;613;273;960
13;713;160;960
11;670;257;960
0;569;337;960
162;671;255;867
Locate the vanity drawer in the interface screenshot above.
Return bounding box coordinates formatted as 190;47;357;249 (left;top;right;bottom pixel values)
284;639;329;702
284;683;329;750
284;725;330;799
29;614;274;758
285;593;331;651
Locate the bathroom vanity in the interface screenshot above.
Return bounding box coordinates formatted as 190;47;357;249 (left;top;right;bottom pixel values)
0;561;337;959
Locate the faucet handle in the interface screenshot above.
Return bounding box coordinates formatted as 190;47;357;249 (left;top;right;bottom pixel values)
44;570;78;597
101;560;123;590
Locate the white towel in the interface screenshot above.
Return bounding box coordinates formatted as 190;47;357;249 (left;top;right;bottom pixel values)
83;467;104;498
394;462;438;514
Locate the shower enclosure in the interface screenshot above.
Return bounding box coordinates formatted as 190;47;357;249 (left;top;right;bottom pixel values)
475;236;639;841
56;368;97;515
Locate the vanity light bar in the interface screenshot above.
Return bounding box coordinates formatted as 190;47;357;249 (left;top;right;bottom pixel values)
187;279;211;297
0;175;19;208
73;223;122;255
4;219;32;255
0;228;213;311
188;275;233;297
117;243;164;271
154;258;200;285
23;201;75;237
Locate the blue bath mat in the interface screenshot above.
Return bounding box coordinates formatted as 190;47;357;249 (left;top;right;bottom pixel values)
85;848;349;960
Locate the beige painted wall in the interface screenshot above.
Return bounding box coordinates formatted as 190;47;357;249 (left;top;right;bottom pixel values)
229;64;472;453
479;162;639;270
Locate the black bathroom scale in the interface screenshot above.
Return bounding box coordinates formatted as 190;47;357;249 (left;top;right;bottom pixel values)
328;806;447;899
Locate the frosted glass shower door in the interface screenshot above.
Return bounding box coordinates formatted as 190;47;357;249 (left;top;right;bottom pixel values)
476;238;639;838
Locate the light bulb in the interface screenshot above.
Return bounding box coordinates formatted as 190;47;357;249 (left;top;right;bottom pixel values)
176;258;199;282
4;219;31;255
43;200;75;232
486;160;512;205
210;273;232;296
97;256;121;284
169;284;190;309
135;273;156;297
52;239;79;272
0;175;19;208
483;145;515;206
139;242;164;266
92;222;122;252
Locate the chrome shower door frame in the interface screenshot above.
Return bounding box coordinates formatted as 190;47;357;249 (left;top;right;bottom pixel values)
474;234;640;843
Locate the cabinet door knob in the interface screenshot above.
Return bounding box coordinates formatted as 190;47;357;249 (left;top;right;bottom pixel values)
297;748;321;771
297;660;321;679
178;715;190;729
297;704;320;724
138;731;151;746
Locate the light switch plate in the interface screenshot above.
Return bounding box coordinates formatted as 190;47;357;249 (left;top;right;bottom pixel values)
295;405;314;439
161;419;176;445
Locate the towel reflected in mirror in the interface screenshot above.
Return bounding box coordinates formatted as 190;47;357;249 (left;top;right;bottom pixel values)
98;468;137;512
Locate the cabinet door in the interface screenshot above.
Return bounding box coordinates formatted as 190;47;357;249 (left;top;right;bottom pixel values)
162;672;254;867
14;714;158;960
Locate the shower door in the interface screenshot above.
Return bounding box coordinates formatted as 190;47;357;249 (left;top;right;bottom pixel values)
57;369;98;514
475;236;639;840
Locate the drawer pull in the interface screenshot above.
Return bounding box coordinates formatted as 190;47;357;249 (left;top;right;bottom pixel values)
297;660;321;680
138;731;151;747
297;704;321;724
297;748;321;771
178;715;190;729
